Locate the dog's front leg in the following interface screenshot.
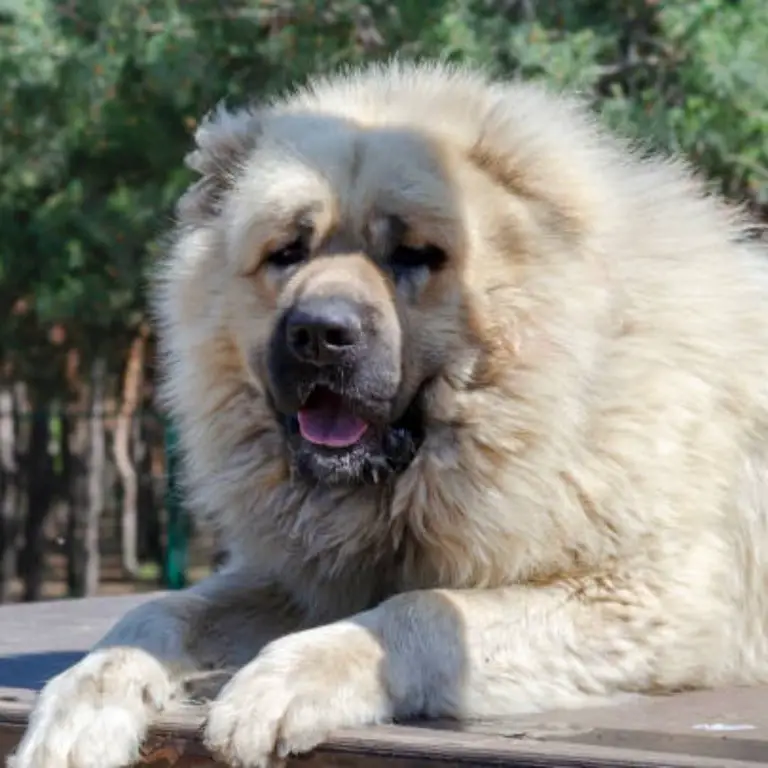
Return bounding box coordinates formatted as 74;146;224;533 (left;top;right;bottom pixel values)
8;569;304;768
205;582;664;768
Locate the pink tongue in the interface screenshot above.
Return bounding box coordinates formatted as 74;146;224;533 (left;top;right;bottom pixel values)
297;390;369;448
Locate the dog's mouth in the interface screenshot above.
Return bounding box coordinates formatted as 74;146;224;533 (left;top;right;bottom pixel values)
296;387;370;448
271;380;427;486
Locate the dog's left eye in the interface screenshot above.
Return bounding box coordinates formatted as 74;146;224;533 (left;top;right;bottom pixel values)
266;238;307;269
390;244;447;273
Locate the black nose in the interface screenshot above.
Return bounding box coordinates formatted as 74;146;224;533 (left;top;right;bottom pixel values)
285;296;365;365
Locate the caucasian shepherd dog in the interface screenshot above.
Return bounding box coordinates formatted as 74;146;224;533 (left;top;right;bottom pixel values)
11;61;768;768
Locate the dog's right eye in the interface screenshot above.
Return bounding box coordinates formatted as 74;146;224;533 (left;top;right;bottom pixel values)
266;238;307;269
390;244;447;273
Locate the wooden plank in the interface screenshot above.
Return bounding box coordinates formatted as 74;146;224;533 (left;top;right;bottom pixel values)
2;702;767;768
1;595;767;768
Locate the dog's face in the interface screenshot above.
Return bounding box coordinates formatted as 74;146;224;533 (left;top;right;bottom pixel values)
160;64;608;507
211;117;472;486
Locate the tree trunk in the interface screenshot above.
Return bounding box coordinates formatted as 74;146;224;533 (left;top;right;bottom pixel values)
137;416;162;568
0;386;19;602
113;329;146;577
21;408;53;601
66;350;90;597
84;358;107;596
12;383;32;599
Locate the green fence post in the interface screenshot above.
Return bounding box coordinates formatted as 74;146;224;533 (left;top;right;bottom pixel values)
163;417;189;589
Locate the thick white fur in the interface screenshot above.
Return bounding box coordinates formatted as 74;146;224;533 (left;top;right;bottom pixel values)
9;60;768;768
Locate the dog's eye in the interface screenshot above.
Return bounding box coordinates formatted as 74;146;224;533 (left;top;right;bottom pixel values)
266;238;307;269
390;244;447;273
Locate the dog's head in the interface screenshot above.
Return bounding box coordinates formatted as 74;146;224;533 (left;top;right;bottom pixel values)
159;101;481;488
156;62;617;501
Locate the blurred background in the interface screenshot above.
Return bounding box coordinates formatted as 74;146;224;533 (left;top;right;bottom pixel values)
0;0;765;603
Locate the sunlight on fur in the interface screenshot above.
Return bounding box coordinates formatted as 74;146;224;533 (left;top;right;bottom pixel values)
9;59;768;768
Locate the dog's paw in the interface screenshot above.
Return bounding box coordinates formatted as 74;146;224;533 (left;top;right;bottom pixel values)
8;647;174;768
204;623;392;768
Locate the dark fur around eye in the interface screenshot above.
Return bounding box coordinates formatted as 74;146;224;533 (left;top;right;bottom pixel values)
267;238;307;268
390;244;447;272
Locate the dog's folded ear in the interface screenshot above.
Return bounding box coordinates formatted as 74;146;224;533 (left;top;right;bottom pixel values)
177;103;262;223
467;85;612;242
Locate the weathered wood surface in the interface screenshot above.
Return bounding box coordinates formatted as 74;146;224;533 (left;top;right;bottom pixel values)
1;594;767;768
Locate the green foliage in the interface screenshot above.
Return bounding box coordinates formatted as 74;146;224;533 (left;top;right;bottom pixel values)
1;0;766;395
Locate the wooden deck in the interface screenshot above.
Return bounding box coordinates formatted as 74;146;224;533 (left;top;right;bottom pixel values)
1;594;766;767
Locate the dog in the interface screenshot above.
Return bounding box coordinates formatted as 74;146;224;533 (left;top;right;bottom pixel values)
9;59;768;768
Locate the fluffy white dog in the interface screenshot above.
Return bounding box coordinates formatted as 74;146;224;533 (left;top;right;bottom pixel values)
9;60;768;768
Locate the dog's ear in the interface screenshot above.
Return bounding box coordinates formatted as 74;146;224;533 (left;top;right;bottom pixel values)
467;83;612;241
176;104;262;223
